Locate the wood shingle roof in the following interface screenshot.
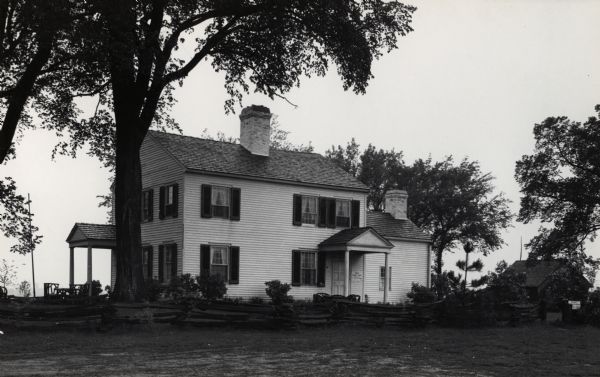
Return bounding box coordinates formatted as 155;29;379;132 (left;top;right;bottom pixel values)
148;131;368;191
366;212;431;242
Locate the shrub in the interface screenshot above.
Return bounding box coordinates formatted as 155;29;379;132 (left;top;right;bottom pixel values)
249;296;265;304
407;283;435;304
197;274;227;301
82;280;103;296
265;280;292;305
584;289;600;327
144;279;163;302
166;273;200;299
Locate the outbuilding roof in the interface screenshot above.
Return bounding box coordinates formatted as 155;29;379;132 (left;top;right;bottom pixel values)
366;212;431;242
66;223;116;242
148;131;368;192
509;260;562;288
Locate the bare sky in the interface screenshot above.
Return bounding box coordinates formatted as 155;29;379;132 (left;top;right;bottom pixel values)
2;0;600;294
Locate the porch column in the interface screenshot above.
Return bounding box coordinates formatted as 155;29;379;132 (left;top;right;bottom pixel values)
87;246;93;297
344;250;350;296
383;252;389;304
69;247;75;286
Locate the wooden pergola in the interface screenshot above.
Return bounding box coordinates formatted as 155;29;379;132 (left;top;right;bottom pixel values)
66;223;116;296
319;227;393;303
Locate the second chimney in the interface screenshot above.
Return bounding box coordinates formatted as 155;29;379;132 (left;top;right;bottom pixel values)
240;105;272;156
384;189;408;220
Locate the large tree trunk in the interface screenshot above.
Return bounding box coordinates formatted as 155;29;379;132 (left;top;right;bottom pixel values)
434;250;443;275
112;118;146;301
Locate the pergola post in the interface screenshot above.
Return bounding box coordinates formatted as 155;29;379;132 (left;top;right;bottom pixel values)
87;246;93;297
69;247;75;286
383;252;389;304
344;250;350;297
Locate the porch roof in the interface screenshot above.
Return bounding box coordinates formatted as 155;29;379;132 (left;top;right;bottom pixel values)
319;227;393;253
66;223;116;249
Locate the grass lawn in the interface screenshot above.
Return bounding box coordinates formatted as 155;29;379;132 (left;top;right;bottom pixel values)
0;324;599;376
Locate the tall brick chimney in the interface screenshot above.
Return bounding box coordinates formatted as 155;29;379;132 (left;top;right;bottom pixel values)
384;189;408;220
239;105;272;156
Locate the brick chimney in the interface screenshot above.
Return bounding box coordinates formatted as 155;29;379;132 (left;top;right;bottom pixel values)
384;189;408;220
239;105;272;156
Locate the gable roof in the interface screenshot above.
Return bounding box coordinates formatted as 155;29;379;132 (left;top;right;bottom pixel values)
509;260;563;288
366;212;431;242
66;223;116;242
319;227;393;248
147;131;368;192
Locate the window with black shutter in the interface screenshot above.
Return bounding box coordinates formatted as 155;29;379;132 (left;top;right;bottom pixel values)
317;252;326;287
142;246;153;280
162;243;177;283
351;200;360;228
200;244;239;284
159;184;178;219
201;184;241;221
158;245;164;282
292;194;302;226
326;198;336;228
142;189;154;222
292;250;317;286
318;197;327;227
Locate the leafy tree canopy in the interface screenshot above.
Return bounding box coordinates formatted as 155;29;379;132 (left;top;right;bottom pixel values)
397;156;513;274
0;177;41;255
515;105;600;269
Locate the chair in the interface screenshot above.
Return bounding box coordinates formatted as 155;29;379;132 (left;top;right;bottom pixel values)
43;283;60;298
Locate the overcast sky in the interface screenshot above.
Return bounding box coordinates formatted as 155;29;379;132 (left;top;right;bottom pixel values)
2;0;600;294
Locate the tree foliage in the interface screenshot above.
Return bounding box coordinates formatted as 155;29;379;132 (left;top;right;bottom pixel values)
0;258;17;288
397;156;513;274
0;177;41;254
515;105;600;267
326;140;403;210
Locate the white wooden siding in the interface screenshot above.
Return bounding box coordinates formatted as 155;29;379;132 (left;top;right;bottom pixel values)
183;173;367;300
140;137;185;279
363;240;430;304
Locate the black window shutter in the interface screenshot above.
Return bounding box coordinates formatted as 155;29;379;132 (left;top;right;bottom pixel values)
291;251;301;286
200;244;211;278
292;194;302;226
171;244;178;278
158;245;164;283
172;184;179;218
201;185;212;218
327;198;336;228
229;246;240;284
351;200;360;228
317;252;326;287
148;189;154;221
159;187;165;219
147;247;153;280
317;197;327;227
230;188;241;221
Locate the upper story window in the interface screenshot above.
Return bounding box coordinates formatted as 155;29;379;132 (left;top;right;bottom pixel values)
159;184;179;219
293;194;360;229
335;200;350;227
200;244;240;284
301;196;317;225
142;189;154;222
212;186;230;218
201;184;241;221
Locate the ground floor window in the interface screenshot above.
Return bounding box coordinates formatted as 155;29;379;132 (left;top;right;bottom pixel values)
292;250;318;286
142;246;153;280
200;244;240;284
164;244;177;283
379;266;392;291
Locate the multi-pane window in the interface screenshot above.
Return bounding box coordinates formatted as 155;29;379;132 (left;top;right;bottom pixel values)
379;266;392;291
142;190;153;222
212;186;230;218
335;199;350;227
164;184;177;217
300;251;317;286
301;196;317;224
211;246;229;280
164;244;176;282
142;246;153;280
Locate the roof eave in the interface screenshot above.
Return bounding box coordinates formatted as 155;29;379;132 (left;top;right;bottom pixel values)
185;168;370;193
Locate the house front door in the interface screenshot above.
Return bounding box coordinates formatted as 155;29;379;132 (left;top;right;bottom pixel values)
331;260;345;295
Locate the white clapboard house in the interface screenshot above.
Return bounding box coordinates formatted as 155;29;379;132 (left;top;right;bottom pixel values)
66;105;431;303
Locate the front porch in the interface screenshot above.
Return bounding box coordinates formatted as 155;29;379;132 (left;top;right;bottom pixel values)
319;227;393;303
